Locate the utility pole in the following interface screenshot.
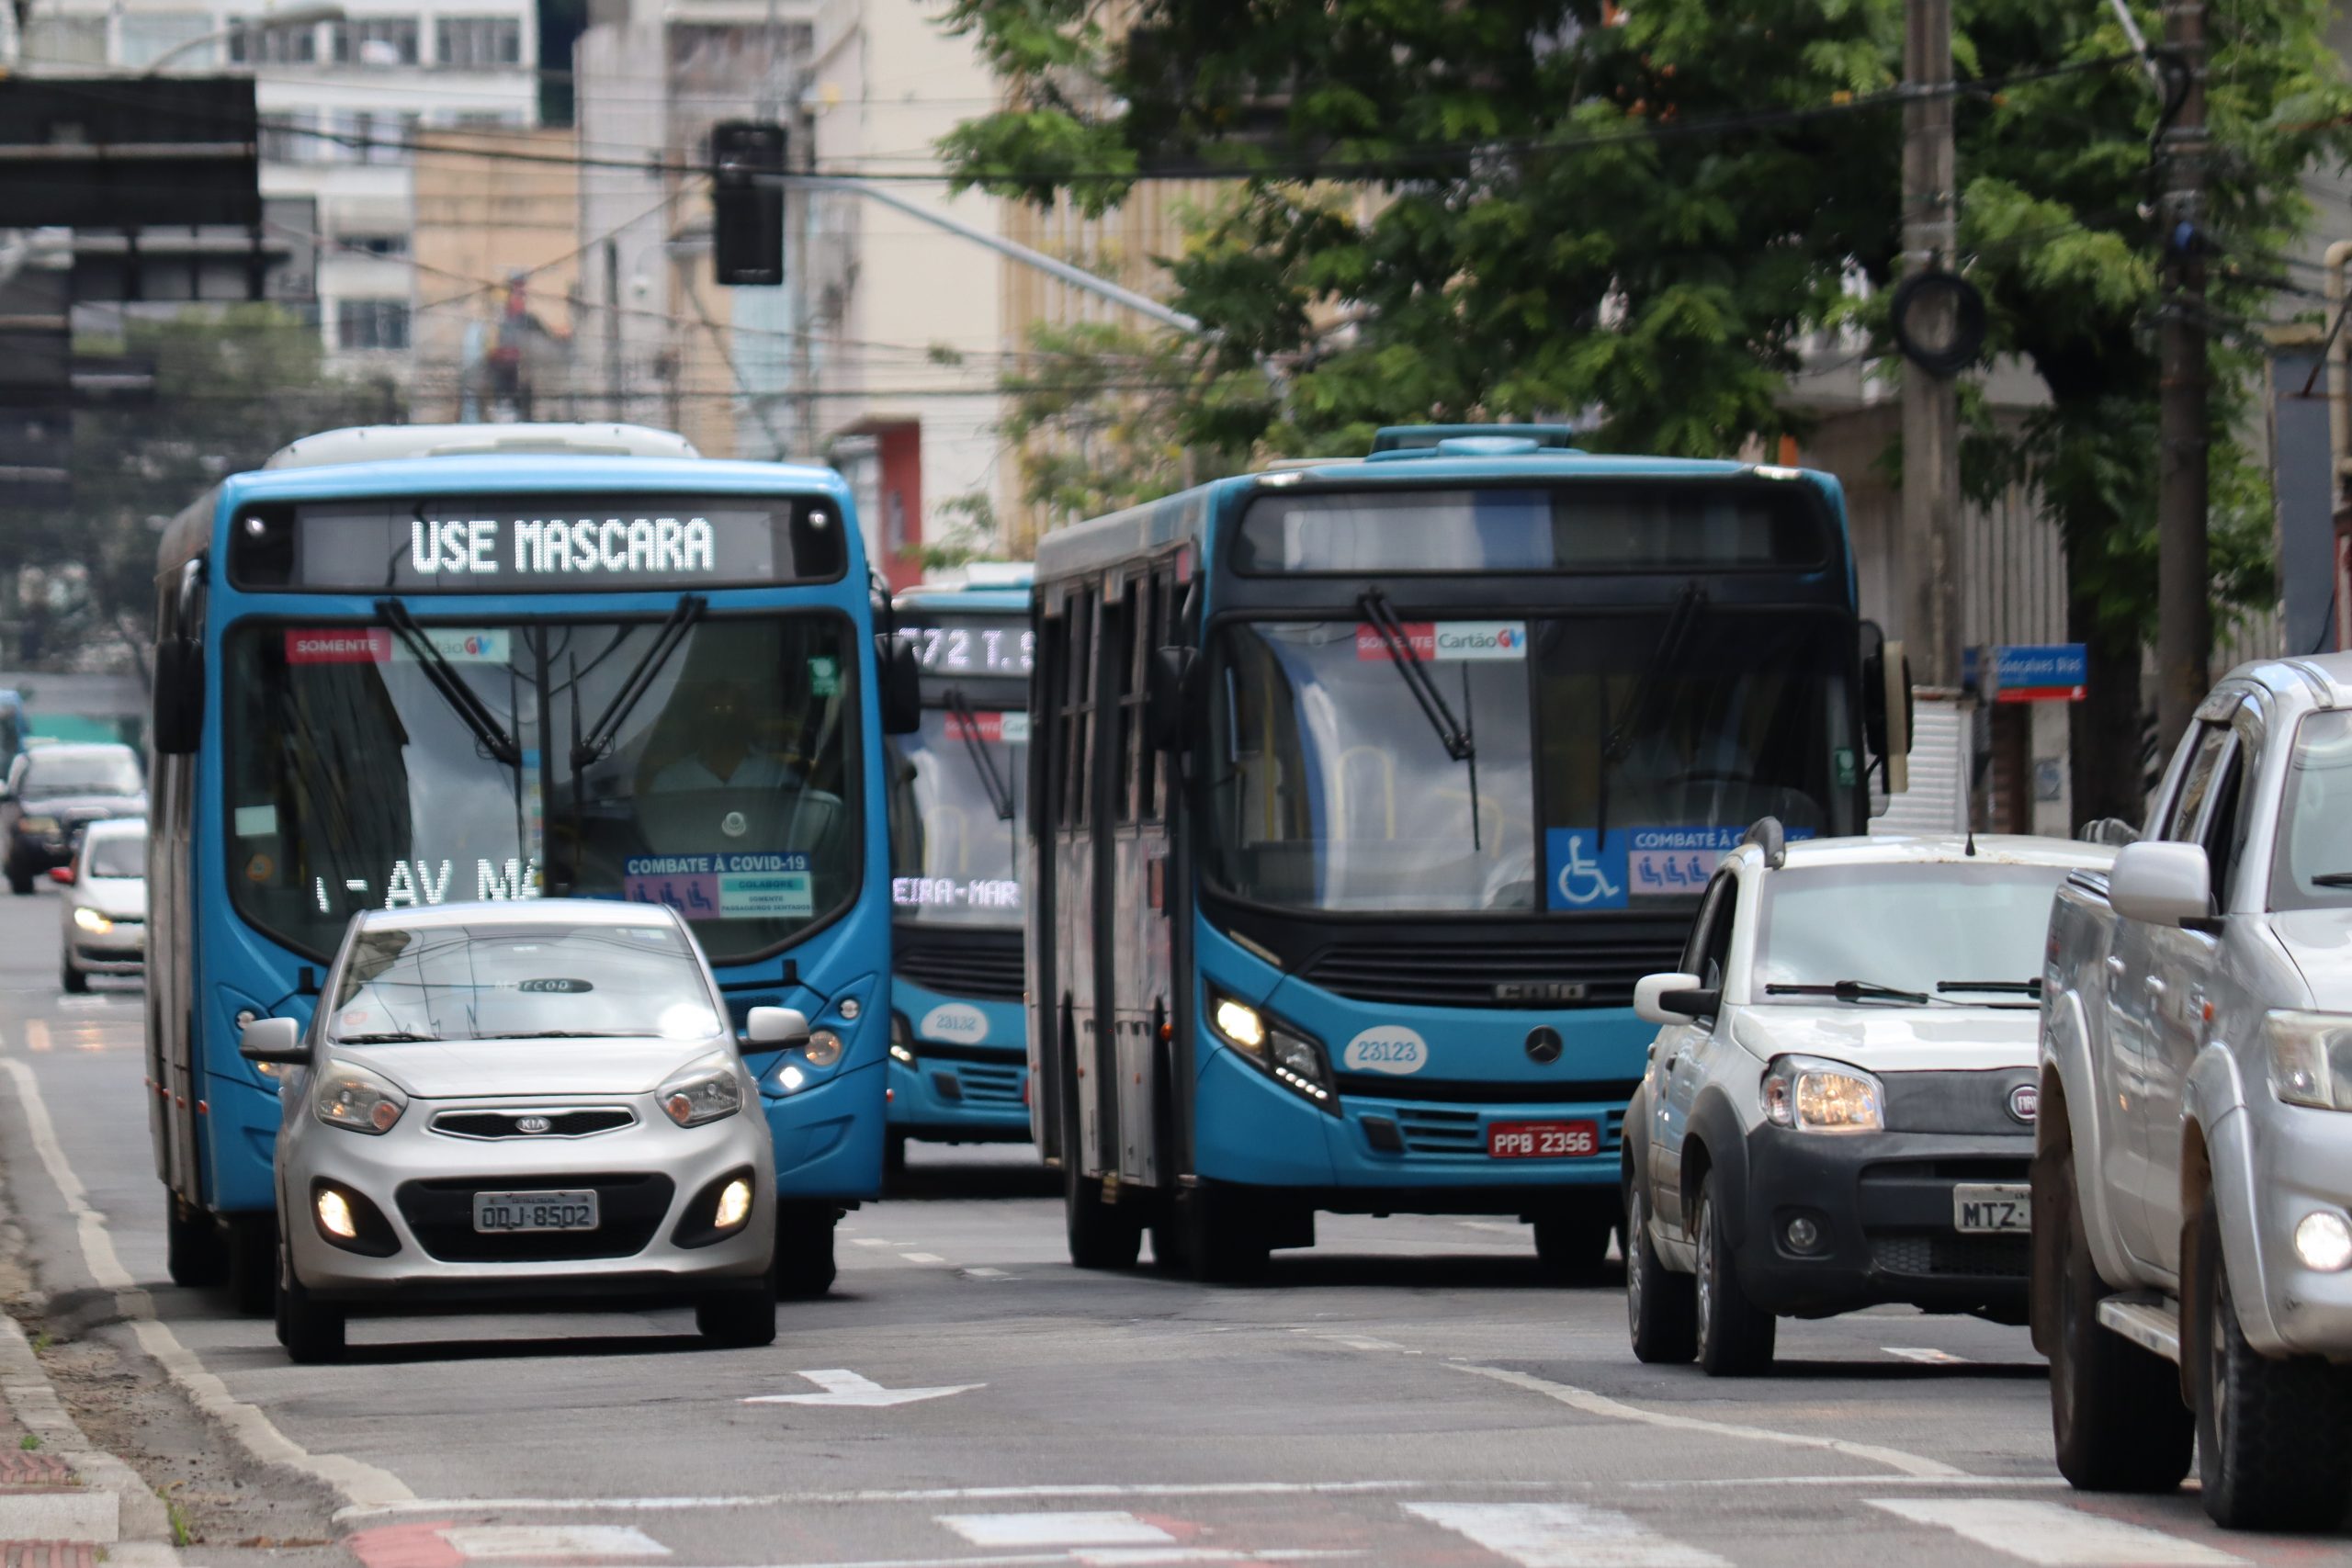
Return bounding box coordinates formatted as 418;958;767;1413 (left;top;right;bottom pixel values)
1901;0;1962;691
2154;0;2210;754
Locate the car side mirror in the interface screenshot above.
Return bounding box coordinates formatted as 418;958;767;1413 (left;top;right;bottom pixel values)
237;1016;308;1065
153;637;204;756
47;866;73;885
877;633;922;736
1634;971;1715;1025
2109;841;2214;930
2078;817;2140;847
1146;646;1197;750
744;1005;811;1050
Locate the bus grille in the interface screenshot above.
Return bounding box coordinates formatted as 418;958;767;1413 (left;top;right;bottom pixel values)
896;936;1025;1001
1299;935;1684;1010
944;1061;1025;1106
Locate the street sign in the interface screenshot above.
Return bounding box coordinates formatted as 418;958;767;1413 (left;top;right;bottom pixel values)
1990;643;2087;704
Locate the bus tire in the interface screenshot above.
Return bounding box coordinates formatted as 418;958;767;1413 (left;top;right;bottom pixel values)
274;1244;345;1365
774;1203;838;1298
1182;1186;1267;1284
2046;1146;2190;1492
165;1197;225;1289
1532;1208;1613;1285
1065;1165;1141;1269
229;1213;277;1316
884;1134;909;1183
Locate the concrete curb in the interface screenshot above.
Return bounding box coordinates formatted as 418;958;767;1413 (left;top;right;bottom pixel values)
0;1299;174;1551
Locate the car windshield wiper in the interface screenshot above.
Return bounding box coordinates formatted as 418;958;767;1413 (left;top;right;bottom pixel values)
377;599;522;767
2309;872;2352;886
1359;587;1480;850
333;1031;439;1043
1764;979;1932;1005
941;684;1015;822
498;1030;640;1039
1937;979;2044;997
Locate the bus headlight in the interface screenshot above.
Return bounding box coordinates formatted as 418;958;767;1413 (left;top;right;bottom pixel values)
1761;1055;1883;1134
889;1011;916;1066
1207;989;1336;1112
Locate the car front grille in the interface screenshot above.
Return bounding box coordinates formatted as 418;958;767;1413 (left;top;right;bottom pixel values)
1870;1234;2031;1278
429;1109;636;1140
896;933;1024;1000
1297;931;1686;1010
393;1173;674;1262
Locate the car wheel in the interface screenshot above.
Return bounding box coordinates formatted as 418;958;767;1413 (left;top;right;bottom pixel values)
1626;1183;1697;1364
2193;1200;2352;1529
1532;1207;1613;1285
229;1213;277;1316
60;961;87;995
273;1244;345;1365
8;868;32;897
695;1278;779;1348
774;1202;838;1299
2043;1145;2191;1492
164;1197;225;1289
1693;1172;1774;1376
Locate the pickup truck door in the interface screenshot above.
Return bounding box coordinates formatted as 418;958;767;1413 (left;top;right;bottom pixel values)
1652;870;1735;1238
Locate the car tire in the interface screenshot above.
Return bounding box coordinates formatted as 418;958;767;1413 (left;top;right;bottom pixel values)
1693;1173;1775;1376
60;962;87;995
773;1203;838;1299
695;1280;779;1348
165;1198;225;1289
2044;1146;2192;1492
2193;1201;2352;1529
8;868;32;897
1626;1184;1698;1365
229;1213;277;1316
274;1244;345;1365
1532;1208;1613;1285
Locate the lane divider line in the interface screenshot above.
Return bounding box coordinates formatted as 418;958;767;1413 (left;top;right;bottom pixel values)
0;1055;415;1508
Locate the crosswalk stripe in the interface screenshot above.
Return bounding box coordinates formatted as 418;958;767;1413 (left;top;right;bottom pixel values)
1865;1499;2248;1565
1403;1502;1729;1567
938;1512;1176;1548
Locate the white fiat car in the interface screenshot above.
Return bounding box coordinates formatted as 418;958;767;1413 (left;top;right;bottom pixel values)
242;899;799;1362
1621;824;2113;1374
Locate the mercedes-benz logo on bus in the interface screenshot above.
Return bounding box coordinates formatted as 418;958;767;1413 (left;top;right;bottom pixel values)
515;1115;554;1135
2007;1084;2039;1125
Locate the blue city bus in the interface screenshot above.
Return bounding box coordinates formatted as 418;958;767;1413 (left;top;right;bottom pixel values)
1029;427;1910;1280
145;423;915;1310
883;566;1035;1171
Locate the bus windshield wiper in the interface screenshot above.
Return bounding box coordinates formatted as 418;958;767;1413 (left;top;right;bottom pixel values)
1764;978;1932;1005
1359;587;1480;852
571;595;706;770
942;684;1015;822
377;599;521;766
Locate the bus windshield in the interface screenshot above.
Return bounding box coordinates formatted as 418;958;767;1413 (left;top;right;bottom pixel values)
1204;609;1854;913
888;705;1027;926
223;614;860;961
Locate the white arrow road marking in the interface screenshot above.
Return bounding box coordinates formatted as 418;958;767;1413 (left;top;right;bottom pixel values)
1883;1348;1970;1365
1405;1503;1728;1567
1865;1500;2248;1565
743;1370;983;1407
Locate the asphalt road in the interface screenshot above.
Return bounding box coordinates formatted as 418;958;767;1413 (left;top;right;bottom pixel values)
0;888;2341;1568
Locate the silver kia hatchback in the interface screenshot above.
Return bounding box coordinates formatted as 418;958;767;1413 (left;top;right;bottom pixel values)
242;898;801;1363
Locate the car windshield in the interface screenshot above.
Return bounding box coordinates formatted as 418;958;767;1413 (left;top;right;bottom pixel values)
888;705;1027;927
85;834;144;879
327;919;722;1043
223;615;859;963
1202;609;1855;913
2271;708;2352;909
24;750;141;797
1753;862;2075;1000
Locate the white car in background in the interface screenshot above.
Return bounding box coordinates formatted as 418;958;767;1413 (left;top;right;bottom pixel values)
58;817;146;993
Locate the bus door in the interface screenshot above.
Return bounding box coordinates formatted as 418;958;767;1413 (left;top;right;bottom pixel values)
1046;580;1112;1176
149;558;206;1201
1106;563;1179;1188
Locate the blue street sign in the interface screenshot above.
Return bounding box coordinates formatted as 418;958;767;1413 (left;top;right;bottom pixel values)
1991;643;2087;702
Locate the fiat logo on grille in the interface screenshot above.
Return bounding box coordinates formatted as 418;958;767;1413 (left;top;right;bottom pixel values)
2007;1084;2039;1125
515;1114;555;1134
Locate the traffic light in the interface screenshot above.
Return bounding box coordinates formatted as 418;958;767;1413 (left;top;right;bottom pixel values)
711;120;786;287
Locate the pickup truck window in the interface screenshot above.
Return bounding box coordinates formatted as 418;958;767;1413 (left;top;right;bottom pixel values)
2271;708;2352;910
1752;862;2075;1000
2164;723;2233;843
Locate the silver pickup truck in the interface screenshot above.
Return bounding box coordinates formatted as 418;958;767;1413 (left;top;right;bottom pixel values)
2037;656;2352;1530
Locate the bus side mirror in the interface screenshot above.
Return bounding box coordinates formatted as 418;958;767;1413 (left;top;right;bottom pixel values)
1146;646;1197;750
153;638;204;756
1860;627;1911;802
877;633;922;735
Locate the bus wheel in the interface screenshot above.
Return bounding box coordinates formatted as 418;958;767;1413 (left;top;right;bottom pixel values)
1065;1166;1142;1269
774;1203;839;1298
165;1197;225;1289
884;1134;909;1182
1532;1203;1615;1285
1182;1186;1268;1284
228;1213;277;1316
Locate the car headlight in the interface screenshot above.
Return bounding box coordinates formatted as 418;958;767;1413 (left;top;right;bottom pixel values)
1206;989;1336;1111
659;1052;743;1126
72;906;111;933
313;1064;408;1134
1760;1055;1884;1134
19;816;58;836
2264;1011;2352;1111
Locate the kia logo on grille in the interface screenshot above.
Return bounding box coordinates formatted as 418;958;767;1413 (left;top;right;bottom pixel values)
2007;1084;2038;1125
1495;980;1588;1003
515;1115;554;1134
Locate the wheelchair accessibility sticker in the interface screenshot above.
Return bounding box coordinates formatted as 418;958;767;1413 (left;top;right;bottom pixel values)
1545;826;1821;907
1544;829;1628;910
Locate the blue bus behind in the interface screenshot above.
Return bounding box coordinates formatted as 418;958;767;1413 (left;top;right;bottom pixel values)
1028;429;1907;1280
884;569;1036;1170
146;423;907;1308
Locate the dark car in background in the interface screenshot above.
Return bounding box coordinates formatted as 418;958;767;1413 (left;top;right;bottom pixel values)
2;742;146;894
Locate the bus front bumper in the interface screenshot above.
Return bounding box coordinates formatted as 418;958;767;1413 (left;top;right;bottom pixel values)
887;1053;1031;1140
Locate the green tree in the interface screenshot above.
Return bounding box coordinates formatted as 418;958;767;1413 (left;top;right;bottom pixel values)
942;0;2348;824
0;305;399;671
999;319;1203;542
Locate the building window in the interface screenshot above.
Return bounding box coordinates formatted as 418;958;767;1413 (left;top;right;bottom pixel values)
229;17;321;62
435;17;521;69
258;110;322;164
339;233;410;257
335;299;411;351
331;17;421;65
25;17;107;65
118;12;216;68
